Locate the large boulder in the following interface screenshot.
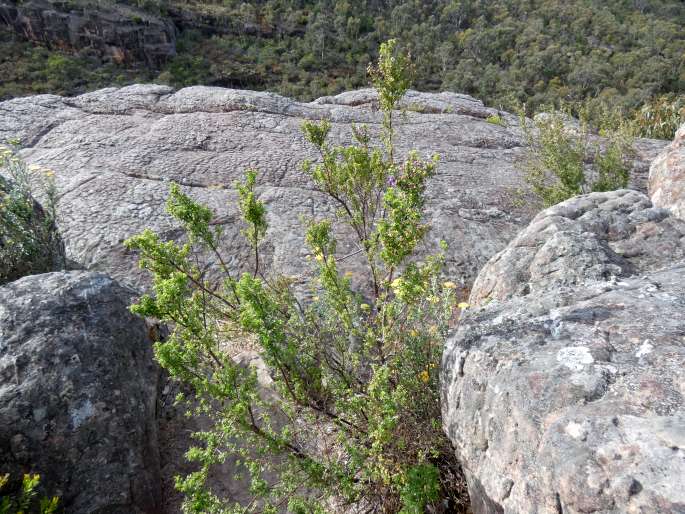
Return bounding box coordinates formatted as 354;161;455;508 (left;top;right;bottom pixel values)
0;271;161;513
442;190;685;514
0;85;666;292
649;123;685;220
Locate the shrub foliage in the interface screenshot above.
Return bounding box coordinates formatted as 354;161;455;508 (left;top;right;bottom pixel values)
632;94;685;140
0;474;59;514
0;143;63;284
126;40;468;513
521;106;635;207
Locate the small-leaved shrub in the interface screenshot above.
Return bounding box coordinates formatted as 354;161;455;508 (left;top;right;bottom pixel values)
0;143;64;284
485;114;504;126
632;94;685;140
125;40;469;513
0;474;59;514
520;105;634;207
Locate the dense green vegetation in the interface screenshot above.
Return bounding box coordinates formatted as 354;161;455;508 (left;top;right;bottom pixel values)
0;143;64;285
0;28;154;100
632;94;685;139
125;41;469;513
521;106;635;206
1;0;684;130
0;474;59;514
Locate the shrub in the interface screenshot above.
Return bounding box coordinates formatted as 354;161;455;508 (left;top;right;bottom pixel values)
125;40;468;513
0;143;64;284
0;474;59;514
520;106;634;207
632;95;685;140
485;114;504;126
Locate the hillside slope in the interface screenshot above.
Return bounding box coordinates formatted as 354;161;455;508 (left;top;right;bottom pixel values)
1;0;684;119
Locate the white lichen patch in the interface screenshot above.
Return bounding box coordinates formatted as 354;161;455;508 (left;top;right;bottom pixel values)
76;275;111;300
557;346;594;371
565;421;587;440
636;340;654;359
70;399;94;429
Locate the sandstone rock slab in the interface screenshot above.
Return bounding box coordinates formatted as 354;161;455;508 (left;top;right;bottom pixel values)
0;85;667;293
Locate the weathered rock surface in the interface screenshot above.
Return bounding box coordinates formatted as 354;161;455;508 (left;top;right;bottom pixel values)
0;0;176;66
468;189;685;306
650;123;685;220
0;271;161;513
442;189;685;513
0;84;667;292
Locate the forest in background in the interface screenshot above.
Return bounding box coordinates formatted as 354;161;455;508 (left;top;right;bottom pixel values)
1;0;684;121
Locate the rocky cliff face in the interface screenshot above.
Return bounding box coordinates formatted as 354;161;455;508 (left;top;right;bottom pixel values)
442;126;685;513
0;84;666;293
0;0;176;66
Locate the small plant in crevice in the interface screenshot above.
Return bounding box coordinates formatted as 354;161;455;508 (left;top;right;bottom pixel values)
485;113;504;126
125;40;469;513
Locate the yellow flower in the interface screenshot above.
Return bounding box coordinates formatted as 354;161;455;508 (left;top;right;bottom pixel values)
315;253;324;263
443;281;457;289
312;296;320;301
344;271;354;278
360;303;370;311
409;329;418;337
419;370;430;383
458;302;470;309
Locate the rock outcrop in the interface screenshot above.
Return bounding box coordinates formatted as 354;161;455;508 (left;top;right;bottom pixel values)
650;123;685;219
0;271;161;513
0;84;667;292
0;0;176;66
442;189;685;513
0;85;675;514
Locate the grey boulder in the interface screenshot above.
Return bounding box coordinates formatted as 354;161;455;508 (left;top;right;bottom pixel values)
442;189;685;514
0;271;161;513
650;123;685;220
